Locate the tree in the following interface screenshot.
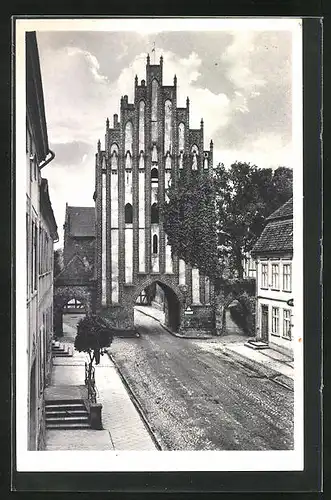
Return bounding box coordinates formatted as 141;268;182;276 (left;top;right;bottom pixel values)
214;163;292;278
162;168;223;289
54;248;64;277
162;163;292;283
74;314;113;383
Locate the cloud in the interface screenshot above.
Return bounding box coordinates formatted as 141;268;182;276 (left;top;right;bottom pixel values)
221;31;266;94
49;140;92;165
214;132;292;169
66;47;109;84
37;30;294;247
115;49;230;144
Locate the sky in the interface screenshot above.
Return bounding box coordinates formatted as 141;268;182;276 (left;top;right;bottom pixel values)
35;23;295;247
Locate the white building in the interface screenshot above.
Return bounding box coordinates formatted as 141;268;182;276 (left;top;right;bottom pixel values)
26;31;58;450
251;198;293;355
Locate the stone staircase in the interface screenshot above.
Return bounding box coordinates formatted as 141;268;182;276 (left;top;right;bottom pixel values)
52;340;73;357
45;400;90;429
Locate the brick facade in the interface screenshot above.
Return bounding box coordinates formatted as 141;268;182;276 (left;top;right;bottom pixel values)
94;55;215;332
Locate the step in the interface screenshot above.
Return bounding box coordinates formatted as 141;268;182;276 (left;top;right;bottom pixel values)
46;410;88;417
46;415;89;422
52;350;73;357
45;400;85;406
46;422;91;429
45;404;86;411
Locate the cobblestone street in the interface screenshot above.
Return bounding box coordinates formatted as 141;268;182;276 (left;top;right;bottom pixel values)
109;309;294;451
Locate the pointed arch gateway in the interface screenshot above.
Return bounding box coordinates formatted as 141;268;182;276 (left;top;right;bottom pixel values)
133;277;184;332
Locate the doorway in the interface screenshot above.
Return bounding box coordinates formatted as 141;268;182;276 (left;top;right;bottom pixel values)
261;304;269;342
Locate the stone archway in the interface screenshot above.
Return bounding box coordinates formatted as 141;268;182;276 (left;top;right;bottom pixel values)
54;285;96;337
132;277;184;332
214;280;256;336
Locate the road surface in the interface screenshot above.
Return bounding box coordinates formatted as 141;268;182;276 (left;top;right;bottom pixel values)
110;309;294;451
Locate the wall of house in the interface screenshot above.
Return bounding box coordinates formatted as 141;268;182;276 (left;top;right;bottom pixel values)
26;117;56;450
255;256;293;354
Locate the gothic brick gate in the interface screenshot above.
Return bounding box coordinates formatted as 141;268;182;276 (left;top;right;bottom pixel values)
214;279;256;336
93;54;215;335
53;255;96;337
99;274;186;333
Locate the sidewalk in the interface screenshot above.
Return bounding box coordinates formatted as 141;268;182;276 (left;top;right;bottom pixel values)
45;319;158;451
135;305;294;389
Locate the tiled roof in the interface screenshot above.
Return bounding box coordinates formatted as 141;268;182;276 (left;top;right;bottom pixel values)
266;197;293;221
252;198;293;254
67;206;95;237
252;219;293;254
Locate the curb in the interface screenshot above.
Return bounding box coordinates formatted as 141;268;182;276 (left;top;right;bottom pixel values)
220;346;294;391
136;307;213;340
136;307;293;390
106;350;163;450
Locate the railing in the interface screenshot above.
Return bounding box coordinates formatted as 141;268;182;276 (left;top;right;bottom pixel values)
85;362;97;403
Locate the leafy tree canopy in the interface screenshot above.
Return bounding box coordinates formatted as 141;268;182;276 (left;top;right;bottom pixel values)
162;168;223;282
162;163;292;283
75;314;113;376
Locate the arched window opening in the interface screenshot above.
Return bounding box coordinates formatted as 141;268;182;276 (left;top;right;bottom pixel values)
125;151;132;169
179;151;184;169
139;152;145;169
165;152;171;170
110;143;119;170
151;79;158;142
125;203;133;224
139;100;145;152
151;167;159;183
191;144;199;170
110;143;119;155
164;99;172;153
178;122;185;151
152;234;158;254
204;157;209;169
125;121;133;153
152;144;158;163
151;203;159;223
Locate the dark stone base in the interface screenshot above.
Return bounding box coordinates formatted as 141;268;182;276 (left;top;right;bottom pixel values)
89;403;103;430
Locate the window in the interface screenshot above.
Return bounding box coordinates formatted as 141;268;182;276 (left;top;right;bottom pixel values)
283;263;292;292
179;151;184;169
125;203;133;224
139;100;145;152
110;143;119;170
125;151;132;169
39;227;42;275
271;263;279;289
125;121;133;153
152;234;158;254
164;100;172;152
151;79;158;142
151;168;158;183
283;309;291;339
271;307;279;335
26;213;29;295
151;203;159;224
261;263;268;288
31;220;38;291
191;144;199;170
178;122;185;151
